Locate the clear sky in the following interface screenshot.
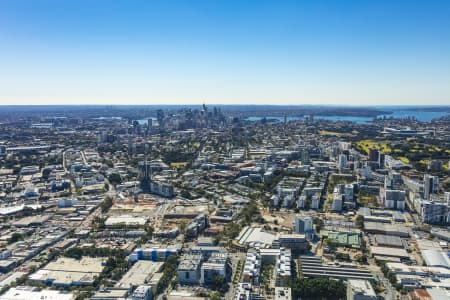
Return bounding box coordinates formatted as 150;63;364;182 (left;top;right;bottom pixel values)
1;0;450;106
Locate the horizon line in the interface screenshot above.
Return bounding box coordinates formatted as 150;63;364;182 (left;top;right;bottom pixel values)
1;104;449;107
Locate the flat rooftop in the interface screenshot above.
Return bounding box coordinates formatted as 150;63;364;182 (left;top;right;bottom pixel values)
348;279;376;297
236;226;276;248
105;215;147;226
0;286;74;300
92;288;129;299
44;256;104;273
115;261;164;288
370;246;409;258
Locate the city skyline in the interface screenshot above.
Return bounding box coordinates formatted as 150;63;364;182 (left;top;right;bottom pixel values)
1;0;450;105
0;2;449;298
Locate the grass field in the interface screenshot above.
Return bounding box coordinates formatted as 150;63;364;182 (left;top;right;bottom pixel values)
398;157;410;164
170;162;189;168
419;159;431;166
319;130;355;137
356;140;392;154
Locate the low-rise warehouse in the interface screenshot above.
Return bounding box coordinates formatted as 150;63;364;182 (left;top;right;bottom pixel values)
364;222;409;237
421;250;450;269
370;246;409;260
373;234;404;248
0;286;74;300
115;260;164;289
300;256;373;281
28;257;104;287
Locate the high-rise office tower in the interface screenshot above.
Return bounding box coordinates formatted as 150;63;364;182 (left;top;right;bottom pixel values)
294;215;313;234
368;148;379;162
424;174;439;200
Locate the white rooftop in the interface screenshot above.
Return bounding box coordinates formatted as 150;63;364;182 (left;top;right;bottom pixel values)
422;249;450;269
0;286;74;300
348;279;376;297
237;226;276;247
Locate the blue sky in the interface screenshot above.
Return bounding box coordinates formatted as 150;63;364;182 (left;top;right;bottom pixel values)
1;0;450;105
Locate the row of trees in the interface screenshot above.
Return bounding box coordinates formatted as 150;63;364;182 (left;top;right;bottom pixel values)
378;260;402;290
65;246;126;260
214;199;264;245
157;255;178;294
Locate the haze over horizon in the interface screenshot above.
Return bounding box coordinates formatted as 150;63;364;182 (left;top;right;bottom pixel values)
1;0;450;106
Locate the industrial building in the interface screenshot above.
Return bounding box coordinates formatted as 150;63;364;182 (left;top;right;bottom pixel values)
373;234;404;248
364;222;409;237
28;257;104;287
369;246;410;261
346;279;377;300
421;250;450;269
115;261;164;289
386;262;450;289
235;226;277;249
300;256;373;281
177;254;203;285
0;286;74;300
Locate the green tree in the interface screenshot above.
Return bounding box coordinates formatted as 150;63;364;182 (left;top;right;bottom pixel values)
8;232;23;244
42;168;52;180
179;221;187;233
336;252;350;261
355;215;364;229
108;173;122;186
355;254;368;264
100;196;113;213
214;274;225;291
92;216;105;229
157;255;178;294
314;217;324;232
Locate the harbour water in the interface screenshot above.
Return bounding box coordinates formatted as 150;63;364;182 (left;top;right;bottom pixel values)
246;108;449;123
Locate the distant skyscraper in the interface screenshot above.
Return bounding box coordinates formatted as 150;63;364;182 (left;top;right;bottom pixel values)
157;109;165;128
424;174;439;200
97;130;108;144
368;148;379;162
338;154;347;169
128;136;133;155
378;153;385;168
301;149;310;165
